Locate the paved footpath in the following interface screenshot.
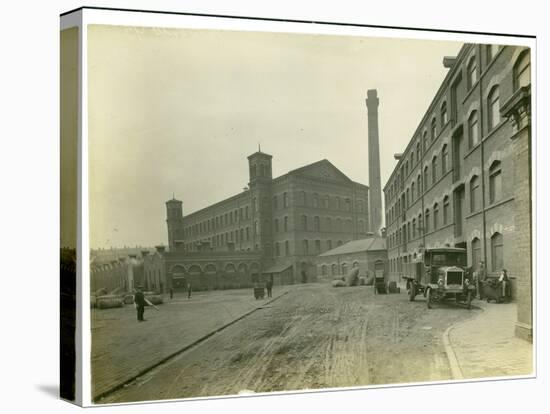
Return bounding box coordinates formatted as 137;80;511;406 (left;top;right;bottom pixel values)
446;301;533;380
91;287;289;400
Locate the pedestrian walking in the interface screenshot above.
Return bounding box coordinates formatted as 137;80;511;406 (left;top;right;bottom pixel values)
187;282;192;299
169;287;174;300
266;277;273;298
134;285;146;322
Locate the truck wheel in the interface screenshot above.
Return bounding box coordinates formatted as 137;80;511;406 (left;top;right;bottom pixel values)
466;291;472;310
426;288;432;309
409;283;416;302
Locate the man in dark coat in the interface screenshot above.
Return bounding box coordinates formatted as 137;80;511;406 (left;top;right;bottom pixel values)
266;276;273;298
134;285;146;322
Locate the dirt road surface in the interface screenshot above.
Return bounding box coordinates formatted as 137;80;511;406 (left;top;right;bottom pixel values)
101;284;477;403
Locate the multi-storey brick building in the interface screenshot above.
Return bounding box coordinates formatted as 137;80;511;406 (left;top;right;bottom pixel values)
383;44;531;318
165;150;370;287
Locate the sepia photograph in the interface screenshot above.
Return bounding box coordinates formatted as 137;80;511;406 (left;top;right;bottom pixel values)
71;14;534;405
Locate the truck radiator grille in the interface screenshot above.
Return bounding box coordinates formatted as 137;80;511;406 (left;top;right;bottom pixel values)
446;271;463;285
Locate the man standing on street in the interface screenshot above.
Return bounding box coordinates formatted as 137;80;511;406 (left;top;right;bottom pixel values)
266;276;273;298
187;282;192;299
134;285;146;322
476;261;487;299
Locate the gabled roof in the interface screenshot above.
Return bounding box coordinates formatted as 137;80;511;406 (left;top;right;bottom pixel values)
319;236;387;257
279;159;356;184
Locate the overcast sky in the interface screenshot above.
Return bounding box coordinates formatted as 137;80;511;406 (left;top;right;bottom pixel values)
88;25;462;249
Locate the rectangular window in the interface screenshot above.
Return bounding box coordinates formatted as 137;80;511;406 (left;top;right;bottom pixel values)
303;240;309;255
284;216;289;232
285;240;290;256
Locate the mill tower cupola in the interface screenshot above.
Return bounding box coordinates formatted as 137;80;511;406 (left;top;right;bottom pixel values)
247;146;273;185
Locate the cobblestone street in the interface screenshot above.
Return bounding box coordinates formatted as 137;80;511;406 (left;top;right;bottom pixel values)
96;284;490;404
91;287;290;399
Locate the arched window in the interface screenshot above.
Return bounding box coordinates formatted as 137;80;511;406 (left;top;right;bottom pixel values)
423;130;429;151
274;218;279;233
411;151;415;166
300;191;307;206
275;242;280;256
315;240;321;253
321;265;327;276
472;237;482;269
417;174;422;198
431;117;437;141
411;182;415;202
331;263;337;275
468;110;479;148
325;217;332;232
443;196;450;225
412;218;416;238
303;239;309;255
442;144;449;175
491;232;504;271
313;216;320;232
341;263;347;275
425;209;430;233
285;240;290;256
424;166;429;190
284;216;289;232
432;156;438;184
416;141;421;159
313;193;319;208
406;188;410;207
301;215;308;231
488;86;500;130
418;213;423;234
489;161;502;204
433;203;439;229
470;175;480;212
514;49;531;91
441;101;448;125
467;55;477;89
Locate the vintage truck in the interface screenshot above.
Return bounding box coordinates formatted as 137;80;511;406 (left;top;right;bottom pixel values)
403;247;475;309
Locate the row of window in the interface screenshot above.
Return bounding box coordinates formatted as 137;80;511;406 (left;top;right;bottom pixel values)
272;191;366;212
387;157;503;227
284;215;366;234
273;239;346;257
385;48;530;206
183;226;253;251
183;205;251;238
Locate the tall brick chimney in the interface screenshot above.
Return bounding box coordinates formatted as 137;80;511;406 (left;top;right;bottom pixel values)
366;89;383;235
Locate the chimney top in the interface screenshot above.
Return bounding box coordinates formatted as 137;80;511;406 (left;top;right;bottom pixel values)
141;250;150;257
155;245;166;253
394;153;403;160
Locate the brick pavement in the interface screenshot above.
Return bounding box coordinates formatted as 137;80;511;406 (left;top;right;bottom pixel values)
447;301;533;379
91;287;289;400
